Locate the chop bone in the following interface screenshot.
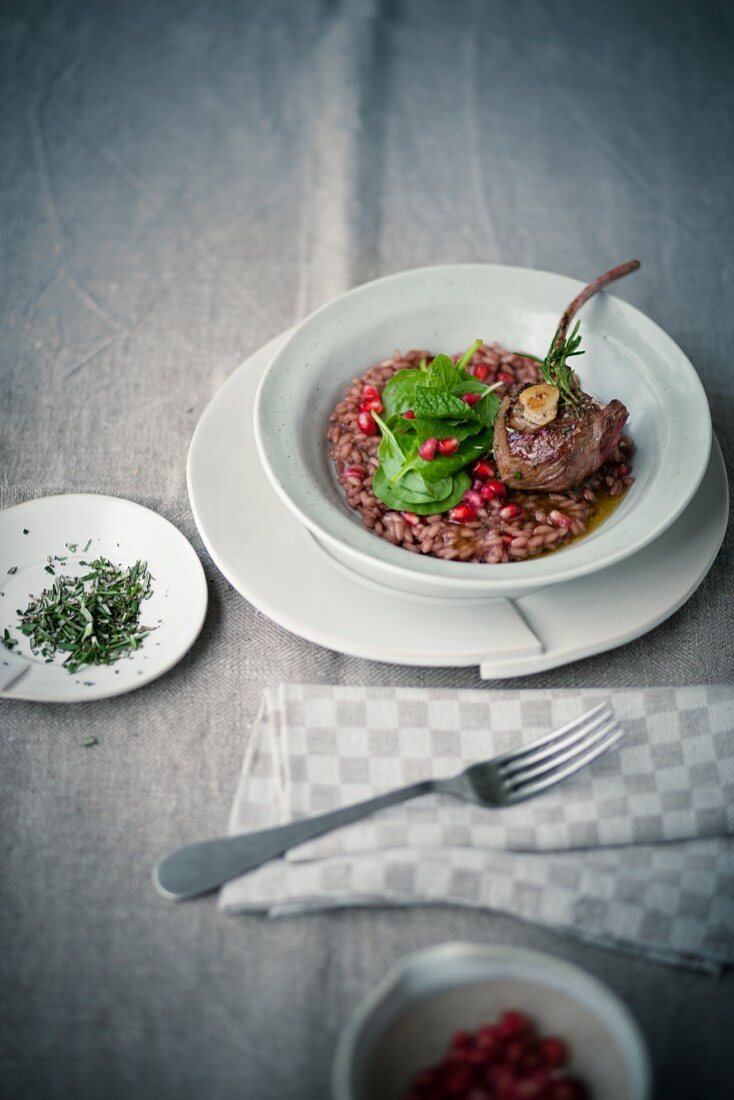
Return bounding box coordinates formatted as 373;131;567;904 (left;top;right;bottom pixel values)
551;258;640;355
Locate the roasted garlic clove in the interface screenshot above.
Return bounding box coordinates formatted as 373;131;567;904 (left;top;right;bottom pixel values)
518;383;560;427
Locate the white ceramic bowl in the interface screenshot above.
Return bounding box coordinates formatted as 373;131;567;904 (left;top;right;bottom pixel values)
332;943;652;1100
254;264;711;599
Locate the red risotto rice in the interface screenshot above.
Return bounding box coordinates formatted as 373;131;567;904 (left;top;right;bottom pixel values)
327;344;634;564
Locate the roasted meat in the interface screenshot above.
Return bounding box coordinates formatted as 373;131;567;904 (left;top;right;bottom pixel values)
493;259;638;492
494;389;629;491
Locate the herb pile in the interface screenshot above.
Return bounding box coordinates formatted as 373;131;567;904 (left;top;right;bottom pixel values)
370;339;501;515
4;557;153;673
525;320;585;409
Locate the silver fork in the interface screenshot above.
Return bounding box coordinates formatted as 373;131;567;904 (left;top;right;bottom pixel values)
154;703;622;901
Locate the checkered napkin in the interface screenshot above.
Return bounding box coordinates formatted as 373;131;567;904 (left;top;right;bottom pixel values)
219;685;734;972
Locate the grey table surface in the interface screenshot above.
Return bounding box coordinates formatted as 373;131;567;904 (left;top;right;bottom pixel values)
1;1;733;1097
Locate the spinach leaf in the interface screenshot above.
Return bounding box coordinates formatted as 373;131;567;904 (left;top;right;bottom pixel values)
412;426;494;481
395;473;454;503
373;411;409;481
381;369;423;418
412;418;483;444
475;389;501;428
374;420;454;499
372;467;471;515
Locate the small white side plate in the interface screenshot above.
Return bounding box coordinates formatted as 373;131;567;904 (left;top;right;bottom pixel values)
0;495;207;702
187;332;728;679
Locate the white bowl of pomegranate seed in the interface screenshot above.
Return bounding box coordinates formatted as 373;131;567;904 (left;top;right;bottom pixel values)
254;263;710;599
332;943;651;1100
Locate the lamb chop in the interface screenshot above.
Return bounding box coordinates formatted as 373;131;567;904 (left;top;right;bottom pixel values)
493;260;639;492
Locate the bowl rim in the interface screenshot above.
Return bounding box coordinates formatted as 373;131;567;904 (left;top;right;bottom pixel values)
331;941;652;1100
255;262;712;593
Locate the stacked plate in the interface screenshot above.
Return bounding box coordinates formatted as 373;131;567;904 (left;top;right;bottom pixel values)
188;265;727;678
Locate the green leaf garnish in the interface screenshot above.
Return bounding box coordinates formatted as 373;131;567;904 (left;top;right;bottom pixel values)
370;340;500;515
526;320;584;408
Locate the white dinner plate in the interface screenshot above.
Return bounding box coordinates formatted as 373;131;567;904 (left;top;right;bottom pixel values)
187;332;728;679
0;495;207;702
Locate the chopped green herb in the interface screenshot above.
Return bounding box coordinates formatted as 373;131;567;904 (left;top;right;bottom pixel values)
15;557;154;673
82;735;98;747
513;471;523;480
82;539;92;552
523;320;584;409
7;566;17;575
65;543;78;553
2;628;17;650
22;528;29;535
44;564;55;575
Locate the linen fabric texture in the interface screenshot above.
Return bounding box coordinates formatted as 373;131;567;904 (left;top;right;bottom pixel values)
221;684;734;973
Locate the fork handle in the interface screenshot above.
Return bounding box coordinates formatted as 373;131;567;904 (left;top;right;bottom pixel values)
154;779;436;900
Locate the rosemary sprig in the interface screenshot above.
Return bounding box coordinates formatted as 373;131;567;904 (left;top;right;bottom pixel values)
525;320;584;408
14;557;153;673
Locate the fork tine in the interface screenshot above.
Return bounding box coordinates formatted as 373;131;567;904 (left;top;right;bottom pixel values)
504;728;625;804
504;717;619;786
501;704;613;777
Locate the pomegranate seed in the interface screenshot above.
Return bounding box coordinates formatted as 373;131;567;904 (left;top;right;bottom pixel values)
521;1052;542;1073
473;363;489;381
472;460;495;480
438;436;460;455
444;1066;472;1093
548;509;573;529
461;392;482;406
498;1011;532;1040
504;1038;530;1064
403;409;416;419
449;503;477;523
472;478;484;492
476;1024;501;1049
538;1037;567;1069
407;1009;584;1100
498;371;514;384
499;503;522;521
464;1048;487;1067
515;1070;551;1099
401;511;420;526
360;397;383;414
411;1068;438;1089
546;1079;589;1100
463;489;483;509
618;463;630;477
485;1064;518;1090
418;437;438;461
342;466;366;480
357;410;376;435
486;479;508;498
480;482;497;501
362;384;380;401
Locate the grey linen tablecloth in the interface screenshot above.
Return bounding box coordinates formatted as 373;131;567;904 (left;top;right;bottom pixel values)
1;1;733;1098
